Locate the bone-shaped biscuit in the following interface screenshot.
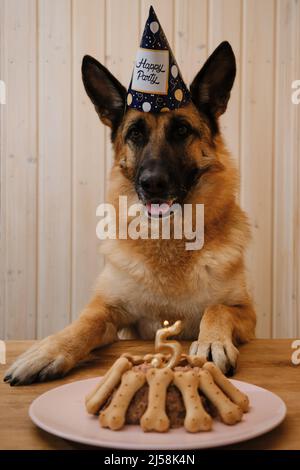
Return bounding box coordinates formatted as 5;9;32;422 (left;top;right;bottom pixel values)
121;353;145;365
99;370;146;430
185;355;206;368
143;353;170;364
203;362;249;412
140;367;173;432
173;370;212;432
198;370;243;425
85;357;132;414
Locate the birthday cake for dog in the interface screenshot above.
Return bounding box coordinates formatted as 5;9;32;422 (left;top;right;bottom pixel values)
85;320;249;433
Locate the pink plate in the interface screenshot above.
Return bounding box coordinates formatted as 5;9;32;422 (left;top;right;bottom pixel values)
29;377;286;450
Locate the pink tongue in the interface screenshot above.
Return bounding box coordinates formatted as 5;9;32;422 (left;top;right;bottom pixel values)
146;202;171;216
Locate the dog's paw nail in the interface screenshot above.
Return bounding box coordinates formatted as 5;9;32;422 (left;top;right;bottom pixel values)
225;365;235;377
10;378;20;387
189;341;199;356
3;374;12;382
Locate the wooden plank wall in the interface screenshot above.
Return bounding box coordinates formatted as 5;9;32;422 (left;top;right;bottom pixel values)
0;0;299;339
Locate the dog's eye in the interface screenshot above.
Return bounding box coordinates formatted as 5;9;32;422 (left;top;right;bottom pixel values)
177;125;191;139
127;128;143;143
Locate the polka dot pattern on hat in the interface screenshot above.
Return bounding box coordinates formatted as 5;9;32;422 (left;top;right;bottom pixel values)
142;102;151;112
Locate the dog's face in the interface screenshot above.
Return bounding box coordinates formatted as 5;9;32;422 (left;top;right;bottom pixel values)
82;42;236;215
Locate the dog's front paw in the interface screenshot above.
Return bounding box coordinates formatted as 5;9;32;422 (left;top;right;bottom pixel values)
3;336;75;386
189;339;239;375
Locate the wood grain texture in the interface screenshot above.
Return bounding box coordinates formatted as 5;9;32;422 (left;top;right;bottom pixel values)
0;0;37;339
295;2;300;339
272;0;300;337
0;339;299;449
208;0;242;163
0;0;5;339
174;0;208;84
37;0;72;337
105;0;140;176
0;0;299;340
240;0;275;338
71;0;105;320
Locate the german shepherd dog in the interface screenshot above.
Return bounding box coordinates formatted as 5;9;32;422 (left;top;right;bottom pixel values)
4;41;255;386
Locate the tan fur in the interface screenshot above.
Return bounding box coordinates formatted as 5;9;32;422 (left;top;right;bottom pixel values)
5;102;256;384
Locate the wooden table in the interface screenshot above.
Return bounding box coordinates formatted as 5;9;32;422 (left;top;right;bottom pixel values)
0;340;299;450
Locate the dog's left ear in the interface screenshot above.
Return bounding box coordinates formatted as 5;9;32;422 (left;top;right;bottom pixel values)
82;55;126;132
190;41;236;119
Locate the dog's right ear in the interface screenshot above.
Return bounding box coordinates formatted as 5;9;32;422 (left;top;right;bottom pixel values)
82;55;126;132
190;42;236;124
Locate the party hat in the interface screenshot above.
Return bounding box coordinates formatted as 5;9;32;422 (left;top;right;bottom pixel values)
126;6;191;113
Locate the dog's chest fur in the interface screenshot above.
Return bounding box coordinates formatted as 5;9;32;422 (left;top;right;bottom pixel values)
97;238;243;340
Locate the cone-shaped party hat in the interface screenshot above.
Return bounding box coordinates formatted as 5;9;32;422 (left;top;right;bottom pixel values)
126;6;191;113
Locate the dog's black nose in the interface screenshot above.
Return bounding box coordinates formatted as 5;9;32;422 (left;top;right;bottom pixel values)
139;168;169;197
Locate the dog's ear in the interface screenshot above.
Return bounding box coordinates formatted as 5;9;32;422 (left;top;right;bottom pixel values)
190;41;236;120
82;55;126;132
